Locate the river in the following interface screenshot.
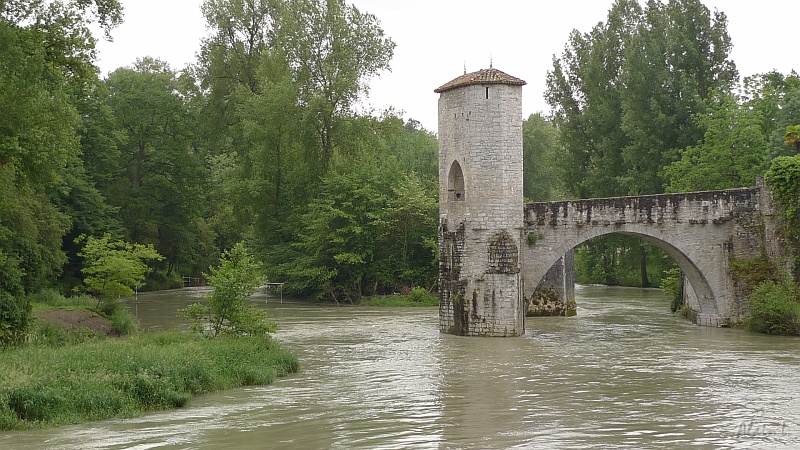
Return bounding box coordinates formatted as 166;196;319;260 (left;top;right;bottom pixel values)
2;285;800;449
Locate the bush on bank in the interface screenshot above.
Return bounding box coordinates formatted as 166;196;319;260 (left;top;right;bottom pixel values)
0;332;299;430
359;286;438;306
745;281;800;335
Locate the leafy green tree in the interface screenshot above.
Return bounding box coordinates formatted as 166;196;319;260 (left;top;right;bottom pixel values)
181;242;275;337
1;0;122;343
523;113;564;201
278;0;395;177
104;58;209;277
619;0;736;195
742;71;800;159
196;0;397;274
270;110;440;301
282;162;387;301
665;92;769;192
369;111;438;185
546;0;643;198
375;172;438;289
547;0;736;197
76;234;163;306
235;53;306;250
546;0;735;288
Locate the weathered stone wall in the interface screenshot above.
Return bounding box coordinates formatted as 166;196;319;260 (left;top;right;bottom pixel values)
522;187;769;326
437;82;525;336
524;251;576;317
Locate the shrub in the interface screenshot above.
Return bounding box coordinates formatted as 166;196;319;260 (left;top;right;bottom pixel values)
359;287;438;306
406;286;437;305
0;292;30;347
766;155;800;277
745;281;800;335
108;308;137;336
181;242;276;337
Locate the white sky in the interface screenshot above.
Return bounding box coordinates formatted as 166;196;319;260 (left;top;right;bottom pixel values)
95;0;800;132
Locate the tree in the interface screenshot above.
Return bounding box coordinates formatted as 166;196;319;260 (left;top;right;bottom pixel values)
104;58;209;276
375;172;438;289
547;0;736;197
282;163;387;301
742;71;800;159
545;0;641;198
181;242;275;337
76;234;163;306
785;125;800;154
619;0;736;195
1;0;122;344
546;0;734;287
195;0;397;273
522;113;564;201
278;0;396;177
665;92;769;192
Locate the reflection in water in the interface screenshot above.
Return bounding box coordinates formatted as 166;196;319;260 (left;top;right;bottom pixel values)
2;285;800;449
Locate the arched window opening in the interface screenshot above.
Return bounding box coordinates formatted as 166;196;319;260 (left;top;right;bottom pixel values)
448;160;465;202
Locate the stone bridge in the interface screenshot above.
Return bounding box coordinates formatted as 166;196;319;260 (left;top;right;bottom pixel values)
434;67;790;336
521;183;781;327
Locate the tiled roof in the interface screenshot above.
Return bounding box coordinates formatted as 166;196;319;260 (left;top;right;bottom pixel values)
434;68;526;93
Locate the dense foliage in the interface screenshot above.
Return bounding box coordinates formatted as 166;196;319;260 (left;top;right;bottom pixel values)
766;154;800;276
744;281;800;335
2;0;800;341
0;0;437;342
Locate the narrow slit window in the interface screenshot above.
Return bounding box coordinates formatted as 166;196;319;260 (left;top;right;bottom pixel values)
485;87;489;99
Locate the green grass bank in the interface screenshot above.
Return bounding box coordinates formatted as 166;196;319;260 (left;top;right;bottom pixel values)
358;287;439;307
0;332;298;430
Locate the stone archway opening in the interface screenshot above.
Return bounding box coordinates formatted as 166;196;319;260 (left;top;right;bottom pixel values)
526;230;720;322
447;160;465;202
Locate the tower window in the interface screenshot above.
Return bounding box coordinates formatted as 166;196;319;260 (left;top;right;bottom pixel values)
448;160;465;202
486;87;489;99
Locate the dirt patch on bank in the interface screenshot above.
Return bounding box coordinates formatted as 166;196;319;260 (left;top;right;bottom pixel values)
34;308;119;337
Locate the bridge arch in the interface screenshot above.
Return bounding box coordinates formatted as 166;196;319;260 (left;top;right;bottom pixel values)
524;222;724;321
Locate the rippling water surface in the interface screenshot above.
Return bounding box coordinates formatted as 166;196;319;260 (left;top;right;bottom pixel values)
3;285;800;449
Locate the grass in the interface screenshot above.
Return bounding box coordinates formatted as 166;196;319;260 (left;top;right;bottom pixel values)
29;289;97;310
359;287;439;307
28;289;138;341
0;332;299;429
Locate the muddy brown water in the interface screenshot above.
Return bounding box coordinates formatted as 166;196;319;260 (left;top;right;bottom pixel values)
2;285;800;449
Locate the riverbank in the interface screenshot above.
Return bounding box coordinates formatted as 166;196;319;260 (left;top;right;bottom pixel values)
0;332;298;430
357;287;438;307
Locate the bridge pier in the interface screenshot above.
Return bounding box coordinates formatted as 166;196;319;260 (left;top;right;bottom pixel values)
435;68;527;337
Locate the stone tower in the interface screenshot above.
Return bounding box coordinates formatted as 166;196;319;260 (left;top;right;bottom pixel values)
435;67;526;337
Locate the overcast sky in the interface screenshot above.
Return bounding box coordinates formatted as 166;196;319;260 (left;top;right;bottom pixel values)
95;0;800;132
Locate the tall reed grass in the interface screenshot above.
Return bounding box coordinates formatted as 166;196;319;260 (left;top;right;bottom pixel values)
0;332;299;429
